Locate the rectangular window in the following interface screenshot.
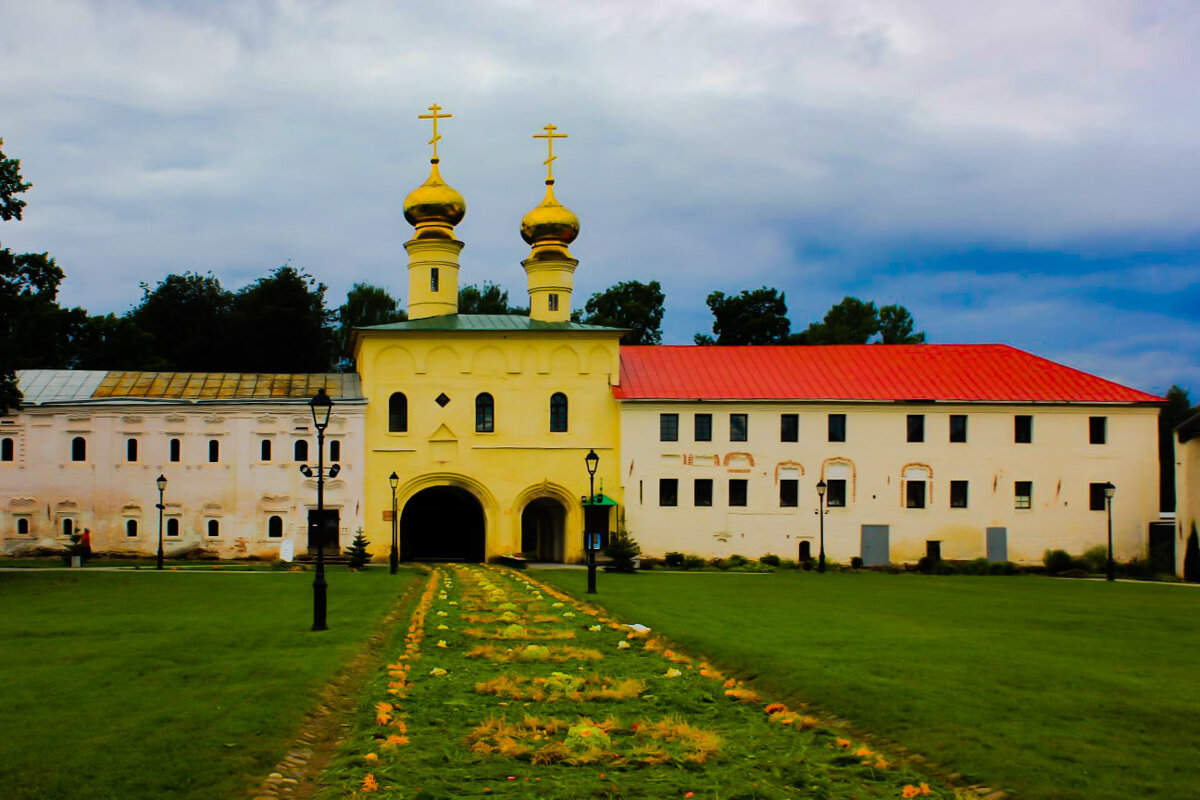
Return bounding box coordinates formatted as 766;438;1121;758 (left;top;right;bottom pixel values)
906;480;926;508
548;293;559;311
826;478;847;507
779;479;798;507
208;439;219;463
1015;480;1033;509
780;414;798;442
1;437;13;462
949;480;969;508
329;440;341;462
1089;416;1107;444
926;540;942;561
1090;482;1110;511
907;414;925;443
659;413;679;442
949;415;967;443
828;413;846;442
694;478;713;507
729;479;748;507
126;438;138;462
260;439;272;461
1015;415;1033;443
694;413;712;442
730;413;748;442
430;267;439;292
659;478;678;507
170;438;181;462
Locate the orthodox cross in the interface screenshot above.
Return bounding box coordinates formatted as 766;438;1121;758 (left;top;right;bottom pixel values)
533;123;568;181
418;104;452;160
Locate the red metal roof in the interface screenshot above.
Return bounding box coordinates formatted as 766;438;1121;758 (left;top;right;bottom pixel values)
614;345;1161;403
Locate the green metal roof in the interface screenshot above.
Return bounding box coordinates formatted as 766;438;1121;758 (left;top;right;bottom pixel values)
359;314;625;334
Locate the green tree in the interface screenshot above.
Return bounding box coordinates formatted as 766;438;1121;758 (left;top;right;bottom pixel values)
1;138;32;222
0;138;35;409
458;282;514;314
345;528;372;569
801;297;879;344
877;303;926;344
129;272;234;371
582;280;664;344
229;265;336;373
694;287;791;345
72;313;160;370
336;283;406;370
1159;385;1194;511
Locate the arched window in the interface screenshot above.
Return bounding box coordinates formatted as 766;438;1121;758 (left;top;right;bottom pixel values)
71;437;87;462
329;440;341;462
549;392;568;432
126;519;138;537
62;518;74;537
126;438;138;462
475;393;495;433
1;437;14;461
169;438;181;462
389;392;408;433
208;440;219;463
207;519;220;537
268;515;284;538
294;440;309;461
167;518;180;537
16;518;29;535
261;439;272;461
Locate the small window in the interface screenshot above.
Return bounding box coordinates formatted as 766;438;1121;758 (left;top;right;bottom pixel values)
71;436;87;462
730;413;748;442
167;518;180;537
1090;482;1110;511
126;519;138;537
126;438;138;462
268;515;284;538
1015;415;1033;444
906;480;927;509
780;414;798;443
62;518;74;537
694;478;713;507
949;480;969;508
799;541;812;561
550;392;568;432
694;413;712;442
475;393;494;433
1015;481;1033;509
1;437;13;461
926;540;942;561
659;478;678;507
949;415;967;443
16;517;29;535
779;479;798;507
261;439;272;461
659;413;679;442
1089;416;1107;445
208;440;220;462
828;414;846;443
430;267;439;292
826;478;847;507
389;392;408;433
169;438;181;462
548;293;559;312
729;479;748;507
294;440;309;462
207;519;220;537
907;415;925;443
329;440;341;462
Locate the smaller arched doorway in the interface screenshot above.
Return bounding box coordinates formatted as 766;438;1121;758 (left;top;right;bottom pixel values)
401;486;485;562
521;498;566;562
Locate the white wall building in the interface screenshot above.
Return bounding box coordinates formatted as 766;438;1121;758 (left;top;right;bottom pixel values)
1175;412;1200;575
0;371;365;560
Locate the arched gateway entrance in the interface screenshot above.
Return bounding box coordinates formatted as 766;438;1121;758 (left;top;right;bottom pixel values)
400;486;485;562
521;498;566;562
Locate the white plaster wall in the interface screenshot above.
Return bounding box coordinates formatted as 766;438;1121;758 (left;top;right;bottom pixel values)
619;401;1160;565
0;401;365;559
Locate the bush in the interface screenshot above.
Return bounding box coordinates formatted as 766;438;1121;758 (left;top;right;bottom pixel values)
778;558;797;570
987;560;1017;575
709;557;730;570
1060;568;1091;579
1081;545;1109;574
1184;524;1199;584
637;556;663;570
683;554;707;570
916;555;936;574
726;554;750;568
1118;557;1154;580
849;556;863;570
603;527;642;573
932;560;959;575
1043;549;1073;576
758;553;781;567
664;552;684;568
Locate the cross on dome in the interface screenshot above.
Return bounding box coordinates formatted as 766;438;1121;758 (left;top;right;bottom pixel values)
418;104;453;161
533;123;568;182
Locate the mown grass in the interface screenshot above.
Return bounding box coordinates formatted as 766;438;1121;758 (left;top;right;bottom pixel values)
537;569;1200;800
0;566;418;800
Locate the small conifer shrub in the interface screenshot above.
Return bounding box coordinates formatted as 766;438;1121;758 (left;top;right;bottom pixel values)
346;528;371;569
1184;524;1200;584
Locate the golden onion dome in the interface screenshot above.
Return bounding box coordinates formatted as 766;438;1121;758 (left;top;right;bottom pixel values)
403;159;466;231
520;179;579;246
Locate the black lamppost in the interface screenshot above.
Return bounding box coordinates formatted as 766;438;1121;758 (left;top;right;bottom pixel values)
155;474;167;570
816;479;827;573
389;471;399;575
308;389;334;631
1104;481;1116;582
584;449;600;594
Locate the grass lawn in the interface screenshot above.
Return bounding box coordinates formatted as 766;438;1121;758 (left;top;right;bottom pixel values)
0;565;417;800
537;569;1200;800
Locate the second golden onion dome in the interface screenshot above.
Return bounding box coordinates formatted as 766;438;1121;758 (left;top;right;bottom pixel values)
520;179;579;247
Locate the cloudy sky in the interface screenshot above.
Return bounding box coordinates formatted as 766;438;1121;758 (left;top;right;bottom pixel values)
2;0;1198;394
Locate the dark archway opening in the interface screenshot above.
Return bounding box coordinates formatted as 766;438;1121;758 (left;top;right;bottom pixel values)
400;486;485;562
520;498;566;562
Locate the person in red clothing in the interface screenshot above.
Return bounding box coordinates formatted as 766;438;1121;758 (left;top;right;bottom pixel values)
79;528;92;561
